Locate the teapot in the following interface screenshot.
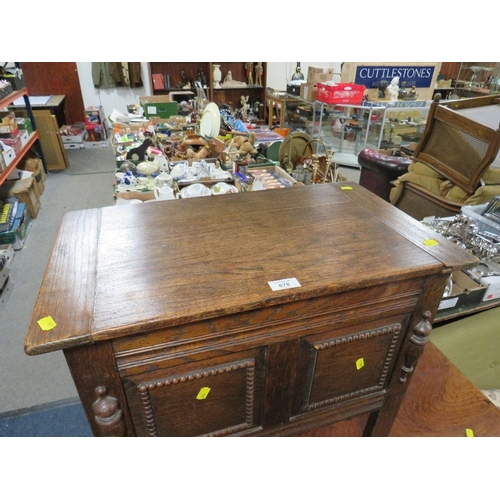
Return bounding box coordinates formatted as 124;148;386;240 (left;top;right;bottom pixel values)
154;184;175;201
154;154;169;172
155;171;173;188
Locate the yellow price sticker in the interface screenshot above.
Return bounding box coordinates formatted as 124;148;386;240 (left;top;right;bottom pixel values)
356;358;365;370
423;239;439;246
466;428;474;437
196;387;211;400
37;316;57;331
341;186;353;190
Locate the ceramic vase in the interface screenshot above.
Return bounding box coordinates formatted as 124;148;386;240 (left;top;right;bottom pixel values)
213;64;222;89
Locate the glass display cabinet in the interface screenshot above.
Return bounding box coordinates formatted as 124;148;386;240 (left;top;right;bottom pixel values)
278;93;431;167
451;63;500;98
312;100;431;167
375;102;430;151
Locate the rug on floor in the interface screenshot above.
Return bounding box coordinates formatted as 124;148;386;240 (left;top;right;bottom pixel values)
0;398;92;437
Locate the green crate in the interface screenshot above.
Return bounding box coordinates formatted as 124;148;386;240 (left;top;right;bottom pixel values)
140;97;178;119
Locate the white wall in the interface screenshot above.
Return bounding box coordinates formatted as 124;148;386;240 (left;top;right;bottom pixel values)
76;62;343;121
77;62;152;118
266;62;342;89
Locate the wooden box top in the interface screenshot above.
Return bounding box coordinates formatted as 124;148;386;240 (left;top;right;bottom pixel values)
25;183;478;355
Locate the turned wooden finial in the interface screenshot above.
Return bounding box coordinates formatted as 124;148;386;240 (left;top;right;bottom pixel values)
92;385;125;436
399;311;433;383
92;386;119;419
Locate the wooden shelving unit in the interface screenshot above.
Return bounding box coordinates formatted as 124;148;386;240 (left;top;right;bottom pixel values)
148;62;267;111
0;72;46;186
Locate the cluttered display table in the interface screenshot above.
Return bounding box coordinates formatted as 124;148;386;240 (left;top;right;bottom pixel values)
24;182;478;437
110;99;338;204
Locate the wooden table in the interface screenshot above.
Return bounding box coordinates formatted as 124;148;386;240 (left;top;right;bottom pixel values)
25;183;478;437
266;90;302;128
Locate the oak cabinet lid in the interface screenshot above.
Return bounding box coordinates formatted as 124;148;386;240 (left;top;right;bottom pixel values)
25;183;477;354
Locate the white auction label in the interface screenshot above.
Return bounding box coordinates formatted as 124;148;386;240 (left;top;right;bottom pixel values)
268;278;302;291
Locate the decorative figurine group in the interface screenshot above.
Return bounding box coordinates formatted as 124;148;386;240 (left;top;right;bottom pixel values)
244;62;263;86
384;76;418;101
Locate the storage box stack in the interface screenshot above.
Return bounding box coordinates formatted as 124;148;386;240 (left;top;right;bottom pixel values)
84;106;108;142
300;66;335;102
0;175;41;219
18;156;46;197
0;196;32;251
59;122;87;149
0;112;22;158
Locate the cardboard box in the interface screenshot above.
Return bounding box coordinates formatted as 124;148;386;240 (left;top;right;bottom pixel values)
300;82;318;102
115;189;155;203
0;176;40;219
480;276;500;301
1;144;16;167
0;148;5;172
64;142;85;150
438;271;488;310
0;243;15;266
0;262;9;290
235;165;302;192
84;140;108;149
19;158;46;196
84;105;106;126
0;124;19;140
19;130;29;148
0;274;13;310
85;124;106;142
0;112;19;139
307;66;334;84
140;96;178;119
60;123;87;143
2;134;22;155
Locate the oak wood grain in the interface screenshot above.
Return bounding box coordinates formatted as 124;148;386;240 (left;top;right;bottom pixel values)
297;342;500;437
25;184;477;355
24;183;484;437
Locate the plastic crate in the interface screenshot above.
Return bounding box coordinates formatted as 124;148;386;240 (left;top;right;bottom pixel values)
317;83;366;105
462;204;500;235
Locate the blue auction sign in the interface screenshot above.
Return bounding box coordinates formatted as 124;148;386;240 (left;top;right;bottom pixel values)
355;66;435;89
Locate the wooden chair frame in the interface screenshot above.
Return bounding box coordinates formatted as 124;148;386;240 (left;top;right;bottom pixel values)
414;93;500;193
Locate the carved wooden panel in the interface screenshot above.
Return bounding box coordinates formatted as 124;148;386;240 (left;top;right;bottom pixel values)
123;349;265;436
293;314;410;415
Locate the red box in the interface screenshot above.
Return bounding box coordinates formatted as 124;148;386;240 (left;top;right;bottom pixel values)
317;83;366;105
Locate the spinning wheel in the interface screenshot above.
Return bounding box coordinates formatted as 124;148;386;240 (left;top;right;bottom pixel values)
300;138;338;184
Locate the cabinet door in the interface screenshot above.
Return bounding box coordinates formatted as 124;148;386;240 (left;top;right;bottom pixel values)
122;349;266;436
293;314;410;415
